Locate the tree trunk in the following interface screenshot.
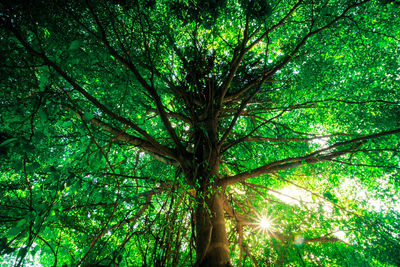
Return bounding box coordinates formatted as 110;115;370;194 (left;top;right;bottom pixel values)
195;192;232;267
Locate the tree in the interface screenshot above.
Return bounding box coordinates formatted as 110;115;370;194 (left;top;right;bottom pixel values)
1;0;400;266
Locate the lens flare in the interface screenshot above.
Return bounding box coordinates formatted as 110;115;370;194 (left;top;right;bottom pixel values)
259;217;272;230
253;213;276;236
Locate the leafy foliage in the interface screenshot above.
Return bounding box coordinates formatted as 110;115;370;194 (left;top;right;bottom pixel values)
0;0;400;266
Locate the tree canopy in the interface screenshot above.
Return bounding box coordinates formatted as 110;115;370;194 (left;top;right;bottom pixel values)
1;0;400;266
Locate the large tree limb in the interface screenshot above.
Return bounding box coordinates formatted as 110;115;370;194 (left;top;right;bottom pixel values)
69;106;178;165
2;21;167;152
220;128;400;186
224;98;399;114
63;2;193;143
232;134;350;143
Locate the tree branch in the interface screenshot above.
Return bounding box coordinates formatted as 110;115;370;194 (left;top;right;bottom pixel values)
236;134;348;143
85;2;186;154
236;0;371;98
221;108;289;152
217;12;253;106
68;106;178;165
246;0;305;52
220;128;400;186
37;235;57;267
2;21;169;151
218;86;261;147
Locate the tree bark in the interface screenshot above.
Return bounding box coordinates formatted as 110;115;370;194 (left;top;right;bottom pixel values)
195;192;232;267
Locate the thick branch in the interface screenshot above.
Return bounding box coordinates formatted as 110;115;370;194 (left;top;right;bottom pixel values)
220;128;400;186
69;107;178;165
239;135;345;143
3;22;168;150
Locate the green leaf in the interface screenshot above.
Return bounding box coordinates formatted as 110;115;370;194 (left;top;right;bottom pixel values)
0;237;7;250
17;247;28;259
38;109;48;122
7;218;27;237
1;2;400;266
83;113;95;121
69;40;80;50
0;138;17;147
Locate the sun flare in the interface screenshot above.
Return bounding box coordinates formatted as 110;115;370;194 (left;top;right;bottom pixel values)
259;217;272;230
253;213;276;236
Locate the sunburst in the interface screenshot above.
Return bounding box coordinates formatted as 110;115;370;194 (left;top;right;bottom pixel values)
250;211;277;237
259;217;272;230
